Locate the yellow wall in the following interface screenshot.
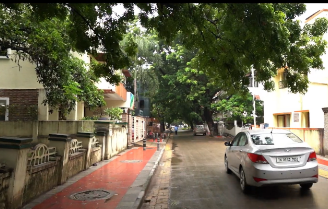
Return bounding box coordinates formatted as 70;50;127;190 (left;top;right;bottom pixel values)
0;50;129;121
264;72;328;128
0;50;91;90
0;55;43;89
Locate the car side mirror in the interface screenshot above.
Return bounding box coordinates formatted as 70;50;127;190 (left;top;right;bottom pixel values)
224;141;231;146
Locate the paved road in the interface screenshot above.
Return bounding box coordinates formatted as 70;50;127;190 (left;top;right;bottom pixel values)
142;130;328;209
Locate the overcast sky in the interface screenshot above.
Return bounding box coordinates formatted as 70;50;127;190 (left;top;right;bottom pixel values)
297;3;328;22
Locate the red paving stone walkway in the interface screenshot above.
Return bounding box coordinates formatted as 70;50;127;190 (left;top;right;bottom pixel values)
33;147;157;209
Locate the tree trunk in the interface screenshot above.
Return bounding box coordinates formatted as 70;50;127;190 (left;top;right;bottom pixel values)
160;120;165;133
204;107;214;136
59;106;67;120
189;120;194;130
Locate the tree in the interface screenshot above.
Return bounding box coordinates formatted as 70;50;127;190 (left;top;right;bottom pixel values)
146;33;225;135
4;3;328;123
213;93;264;126
1;3;138;82
141;3;328;94
121;20;161;101
4;3;327;95
0;4;107;119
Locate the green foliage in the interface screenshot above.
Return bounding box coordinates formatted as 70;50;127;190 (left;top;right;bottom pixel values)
213;93;264;123
2;3;328;124
0;5;106;118
121;19;161;100
2;3;328;95
142;3;328;94
104;107;123;120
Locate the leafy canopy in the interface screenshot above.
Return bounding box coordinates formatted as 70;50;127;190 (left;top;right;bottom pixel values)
141;3;328;94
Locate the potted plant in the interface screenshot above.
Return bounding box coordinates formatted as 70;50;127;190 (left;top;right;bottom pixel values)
104;107;123;121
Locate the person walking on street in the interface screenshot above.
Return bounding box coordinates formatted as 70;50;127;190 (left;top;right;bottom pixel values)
174;125;178;135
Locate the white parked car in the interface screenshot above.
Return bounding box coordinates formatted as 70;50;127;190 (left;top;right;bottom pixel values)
193;125;206;136
224;129;318;193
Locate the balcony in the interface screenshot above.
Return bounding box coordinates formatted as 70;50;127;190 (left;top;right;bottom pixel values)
102;83;127;101
115;82;127;101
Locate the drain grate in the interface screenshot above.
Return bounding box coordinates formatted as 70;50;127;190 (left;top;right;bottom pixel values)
146;147;154;149
69;189;115;201
120;160;142;163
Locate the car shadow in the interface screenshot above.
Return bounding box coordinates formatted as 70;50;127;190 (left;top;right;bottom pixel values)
231;173;315;200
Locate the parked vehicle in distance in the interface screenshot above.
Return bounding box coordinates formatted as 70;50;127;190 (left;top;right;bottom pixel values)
194;125;206;136
224;129;318;193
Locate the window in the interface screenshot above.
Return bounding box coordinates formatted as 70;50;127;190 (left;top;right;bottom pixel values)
232;133;242;146
238;134;248;146
276;114;290;127
251;133;303;145
0;97;9;121
0;47;10;59
140;100;144;108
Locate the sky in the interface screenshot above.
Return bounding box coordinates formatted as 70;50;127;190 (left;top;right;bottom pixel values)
297;3;328;22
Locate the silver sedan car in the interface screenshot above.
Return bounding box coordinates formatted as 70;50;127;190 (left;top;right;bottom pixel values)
224;129;318;193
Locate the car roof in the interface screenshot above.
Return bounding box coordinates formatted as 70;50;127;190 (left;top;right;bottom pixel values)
241;129;291;135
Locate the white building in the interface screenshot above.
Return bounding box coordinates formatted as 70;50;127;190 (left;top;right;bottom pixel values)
263;9;328;128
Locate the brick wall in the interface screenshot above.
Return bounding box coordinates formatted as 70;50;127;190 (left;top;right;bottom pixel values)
0;89;39;121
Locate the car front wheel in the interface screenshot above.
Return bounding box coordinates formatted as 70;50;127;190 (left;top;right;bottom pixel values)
300;183;313;190
240;167;251;193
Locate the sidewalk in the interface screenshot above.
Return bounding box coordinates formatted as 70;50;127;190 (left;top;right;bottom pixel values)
317;155;328;179
22;138;168;209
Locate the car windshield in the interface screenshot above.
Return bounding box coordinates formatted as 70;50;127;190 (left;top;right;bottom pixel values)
250;133;303;145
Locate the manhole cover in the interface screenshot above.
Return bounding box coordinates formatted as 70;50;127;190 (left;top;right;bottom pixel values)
69;189;115;201
120;160;142;163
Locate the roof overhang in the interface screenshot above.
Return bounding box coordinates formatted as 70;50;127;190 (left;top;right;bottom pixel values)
273;112;292;115
294;110;309;113
305;9;328;23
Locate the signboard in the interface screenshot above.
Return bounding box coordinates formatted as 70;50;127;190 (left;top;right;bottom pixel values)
294;112;299;122
130;93;134;108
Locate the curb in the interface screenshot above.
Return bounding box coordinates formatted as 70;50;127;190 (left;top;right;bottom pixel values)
317;155;328;166
115;139;168;209
135;144;166;209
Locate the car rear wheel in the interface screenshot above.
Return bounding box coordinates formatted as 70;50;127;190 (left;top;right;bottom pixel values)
300;183;313;190
240;167;251;193
225;155;232;174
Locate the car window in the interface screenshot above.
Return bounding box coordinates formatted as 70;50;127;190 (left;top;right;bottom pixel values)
232;133;242;146
250;133;303;145
238;134;248;146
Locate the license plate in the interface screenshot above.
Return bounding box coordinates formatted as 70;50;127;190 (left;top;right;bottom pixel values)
276;156;300;163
